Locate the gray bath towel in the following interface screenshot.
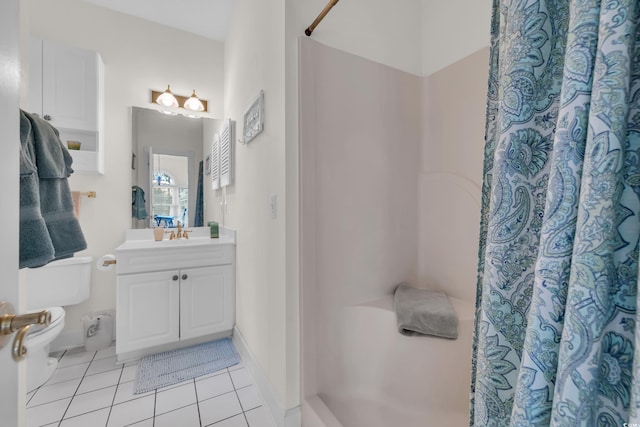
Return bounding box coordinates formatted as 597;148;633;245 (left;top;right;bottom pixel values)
19;110;87;267
20;112;55;268
23;110;73;178
394;282;458;339
19;173;56;268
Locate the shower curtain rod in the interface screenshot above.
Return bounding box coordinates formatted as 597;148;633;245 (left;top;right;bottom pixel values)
305;0;340;36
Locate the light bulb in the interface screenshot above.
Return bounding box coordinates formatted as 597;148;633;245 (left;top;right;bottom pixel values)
156;85;179;108
183;90;205;112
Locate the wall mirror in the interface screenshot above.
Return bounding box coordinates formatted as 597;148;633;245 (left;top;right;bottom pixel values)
131;106;221;229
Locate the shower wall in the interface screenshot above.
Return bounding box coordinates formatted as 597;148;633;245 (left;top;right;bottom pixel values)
300;38;490;425
299;37;421;403
418;47;489;303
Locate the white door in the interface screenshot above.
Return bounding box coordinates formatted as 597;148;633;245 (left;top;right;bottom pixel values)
0;0;24;425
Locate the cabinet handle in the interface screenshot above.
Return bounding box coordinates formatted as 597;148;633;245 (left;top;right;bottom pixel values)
43;114;52;121
182;274;188;280
172;275;179;281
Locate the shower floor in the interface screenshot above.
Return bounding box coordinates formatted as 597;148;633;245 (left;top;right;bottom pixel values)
322;393;469;427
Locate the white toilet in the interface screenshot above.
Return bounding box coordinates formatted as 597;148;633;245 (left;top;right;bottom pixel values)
23;256;92;392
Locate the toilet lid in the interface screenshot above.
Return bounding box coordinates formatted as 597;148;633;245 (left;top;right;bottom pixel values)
26;307;64;338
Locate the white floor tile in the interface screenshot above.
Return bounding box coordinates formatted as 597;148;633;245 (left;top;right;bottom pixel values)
26;389;36;406
28;377;82;407
59;407;110;427
50;349;66;358
210;413;248;427
156;377;196;392
86;355;119;376
95;345;116;360
156;382;197;415
65;385;116;418
120;364;138;383
58;350;95;368
154;403;200;427
244;406;277;427
32;343;255;427
107;395;155;427
229;368;253;389
64;347;94;357
228;362;245;372
236;386;262;412
197;372;234;401
127;418;154;426
46;363;89;385
77;369;121;394
26;397;71;427
199;367;232;381
199;391;242;426
113;380;154;405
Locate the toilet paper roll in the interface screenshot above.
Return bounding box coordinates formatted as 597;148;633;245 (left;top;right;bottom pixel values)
97;254;116;271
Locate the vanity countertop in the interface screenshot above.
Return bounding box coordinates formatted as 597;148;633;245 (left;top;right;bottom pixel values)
116;226;235;252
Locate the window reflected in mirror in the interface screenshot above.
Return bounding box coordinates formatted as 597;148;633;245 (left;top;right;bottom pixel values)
152;154;189;227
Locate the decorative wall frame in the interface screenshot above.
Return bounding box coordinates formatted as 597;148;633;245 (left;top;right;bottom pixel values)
219;119;235;187
211;119;235;189
241;90;264;144
211;133;220;190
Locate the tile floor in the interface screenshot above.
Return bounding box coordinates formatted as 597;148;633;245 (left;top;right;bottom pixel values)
26;344;276;427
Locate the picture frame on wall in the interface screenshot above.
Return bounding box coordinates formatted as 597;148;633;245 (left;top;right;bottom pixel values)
241;90;264;144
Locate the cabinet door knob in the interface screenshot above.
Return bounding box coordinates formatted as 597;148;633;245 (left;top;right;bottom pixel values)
182;274;188;280
43;114;52;121
172;275;179;281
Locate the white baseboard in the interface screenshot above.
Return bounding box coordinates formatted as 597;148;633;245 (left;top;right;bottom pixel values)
232;326;301;427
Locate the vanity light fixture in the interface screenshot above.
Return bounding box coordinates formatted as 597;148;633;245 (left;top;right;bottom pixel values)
154;85;179;108
151;86;209;114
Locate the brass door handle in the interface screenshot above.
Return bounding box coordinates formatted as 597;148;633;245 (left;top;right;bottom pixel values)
0;301;51;361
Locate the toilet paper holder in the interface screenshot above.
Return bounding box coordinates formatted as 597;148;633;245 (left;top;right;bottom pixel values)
97;255;117;271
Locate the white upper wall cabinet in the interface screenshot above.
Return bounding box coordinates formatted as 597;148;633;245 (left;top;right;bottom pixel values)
29;39;105;174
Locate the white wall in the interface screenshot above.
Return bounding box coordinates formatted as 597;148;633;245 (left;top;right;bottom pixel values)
422;0;492;75
288;0;491;78
23;0;224;342
206;0;297;413
292;0;423;76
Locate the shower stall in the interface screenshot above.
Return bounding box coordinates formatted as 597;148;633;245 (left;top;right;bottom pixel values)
299;37;488;426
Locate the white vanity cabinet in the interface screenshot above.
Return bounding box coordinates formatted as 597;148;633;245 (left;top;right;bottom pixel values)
116;270;180;353
115;236;235;363
29;38;105;174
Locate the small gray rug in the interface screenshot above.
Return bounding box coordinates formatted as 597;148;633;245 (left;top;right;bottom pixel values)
134;338;239;394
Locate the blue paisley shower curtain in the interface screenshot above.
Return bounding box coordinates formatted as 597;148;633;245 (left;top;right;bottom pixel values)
471;0;640;426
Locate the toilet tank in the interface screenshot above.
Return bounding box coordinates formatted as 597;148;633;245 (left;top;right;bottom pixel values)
24;256;93;310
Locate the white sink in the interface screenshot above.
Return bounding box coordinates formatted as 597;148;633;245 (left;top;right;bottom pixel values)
116;227;235;251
